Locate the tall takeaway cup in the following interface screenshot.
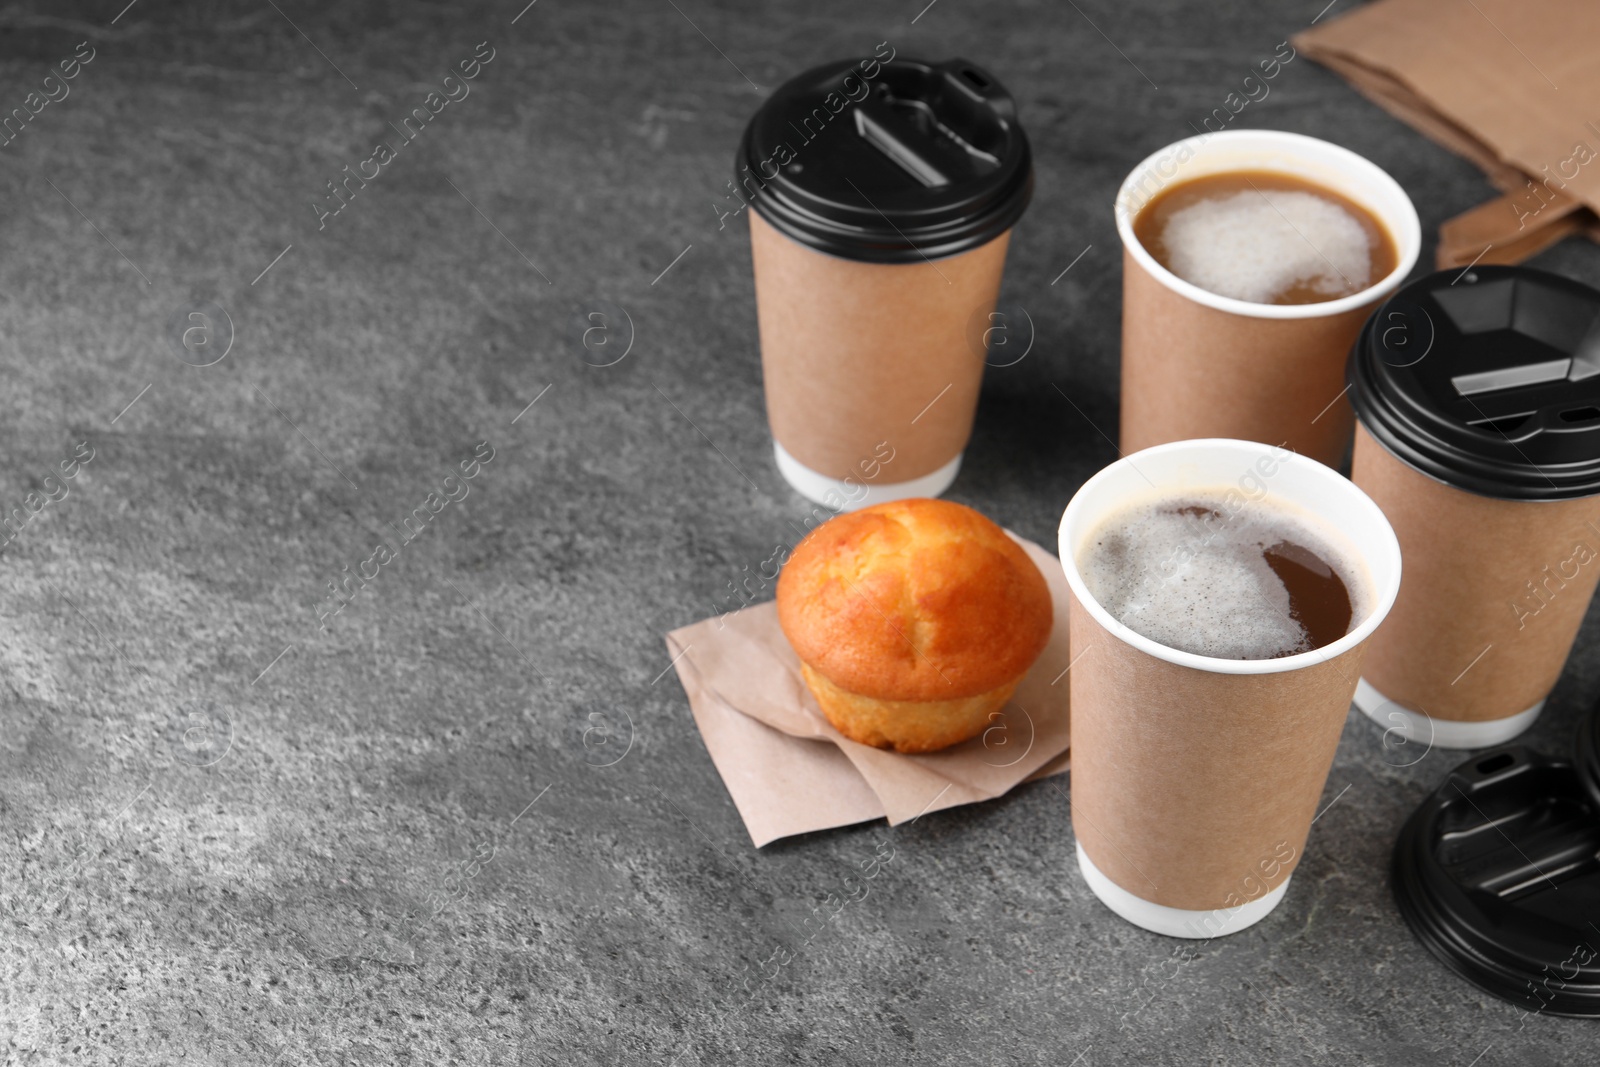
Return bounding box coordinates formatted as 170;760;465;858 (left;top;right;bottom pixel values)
1349;266;1600;749
1059;439;1401;937
1115;130;1420;468
737;56;1032;510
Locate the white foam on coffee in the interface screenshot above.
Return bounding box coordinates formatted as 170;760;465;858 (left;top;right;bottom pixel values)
1159;189;1373;303
1078;491;1363;660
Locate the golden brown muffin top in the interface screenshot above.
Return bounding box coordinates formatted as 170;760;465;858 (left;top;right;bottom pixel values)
776;498;1053;702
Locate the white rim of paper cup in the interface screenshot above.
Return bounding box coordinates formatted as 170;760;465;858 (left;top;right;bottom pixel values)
1114;129;1421;320
774;441;961;511
1354;677;1546;750
1076;843;1290;938
1057;438;1403;676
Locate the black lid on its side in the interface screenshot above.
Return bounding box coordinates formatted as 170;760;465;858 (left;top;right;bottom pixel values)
1391;746;1600;1017
735;56;1033;263
1348;266;1600;501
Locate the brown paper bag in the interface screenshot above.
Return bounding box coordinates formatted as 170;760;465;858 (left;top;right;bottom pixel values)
665;537;1072;846
1295;0;1600;267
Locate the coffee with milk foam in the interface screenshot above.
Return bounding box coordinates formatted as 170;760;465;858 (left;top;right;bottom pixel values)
1079;490;1364;660
1160;190;1371;303
1132;171;1398;306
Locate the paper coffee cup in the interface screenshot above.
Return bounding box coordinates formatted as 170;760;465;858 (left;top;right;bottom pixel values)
750;210;1008;508
1058;439;1401;936
1347;266;1600;749
1115;130;1420;469
736;56;1033;509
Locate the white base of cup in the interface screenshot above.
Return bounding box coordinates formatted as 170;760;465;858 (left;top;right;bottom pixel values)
773;442;961;512
1353;677;1545;750
1075;843;1290;939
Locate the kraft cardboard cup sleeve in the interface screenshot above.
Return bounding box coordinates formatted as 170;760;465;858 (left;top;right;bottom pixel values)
1058;439;1401;937
1347;265;1600;749
735;56;1033;509
1115;130;1420;469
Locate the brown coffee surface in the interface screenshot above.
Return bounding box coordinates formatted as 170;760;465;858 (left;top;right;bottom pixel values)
1261;540;1353;653
1079;490;1357;659
1133;170;1398;305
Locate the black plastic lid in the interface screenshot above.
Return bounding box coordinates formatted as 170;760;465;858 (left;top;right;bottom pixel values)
1391;746;1600;1017
735;56;1033;263
1348;265;1600;501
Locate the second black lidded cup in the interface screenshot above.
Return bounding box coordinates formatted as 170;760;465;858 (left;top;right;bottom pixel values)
733;52;1033;510
1348;265;1600;749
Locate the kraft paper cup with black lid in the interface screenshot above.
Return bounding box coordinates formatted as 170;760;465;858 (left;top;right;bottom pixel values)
736;56;1032;510
1058;438;1401;937
1115;130;1421;470
1348;265;1600;750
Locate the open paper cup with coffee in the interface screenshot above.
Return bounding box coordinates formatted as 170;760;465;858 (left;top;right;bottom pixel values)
1116;130;1420;469
736;56;1032;510
1058;439;1401;937
1348;266;1600;749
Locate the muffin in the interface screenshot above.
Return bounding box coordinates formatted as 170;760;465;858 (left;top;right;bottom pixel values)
776;498;1053;753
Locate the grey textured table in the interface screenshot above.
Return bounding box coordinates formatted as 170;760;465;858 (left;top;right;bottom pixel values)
1;1;1595;1064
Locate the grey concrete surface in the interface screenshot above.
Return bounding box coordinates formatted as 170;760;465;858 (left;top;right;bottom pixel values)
0;1;1595;1064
